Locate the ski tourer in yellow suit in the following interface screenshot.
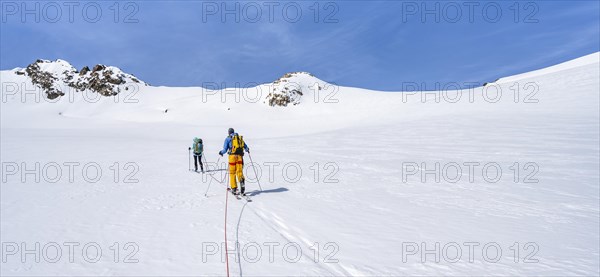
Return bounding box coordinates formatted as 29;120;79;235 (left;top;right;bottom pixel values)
219;128;250;195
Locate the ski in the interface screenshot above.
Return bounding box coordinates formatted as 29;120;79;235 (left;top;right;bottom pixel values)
226;188;251;202
227;188;241;200
241;194;252;202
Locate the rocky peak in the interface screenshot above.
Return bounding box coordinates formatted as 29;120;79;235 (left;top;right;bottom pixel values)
265;72;326;107
15;59;148;99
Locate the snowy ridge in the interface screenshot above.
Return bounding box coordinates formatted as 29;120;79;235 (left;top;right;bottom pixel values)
496;52;600;84
13;59;148;99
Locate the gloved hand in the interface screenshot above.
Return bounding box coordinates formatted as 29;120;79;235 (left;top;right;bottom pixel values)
246;148;250;153
218;151;223;157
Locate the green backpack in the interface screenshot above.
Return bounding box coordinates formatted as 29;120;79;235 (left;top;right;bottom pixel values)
193;138;203;154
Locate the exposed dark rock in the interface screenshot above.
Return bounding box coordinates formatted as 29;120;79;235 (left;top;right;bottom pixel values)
483;78;500;87
24;61;64;99
103;70;125;85
267;93;293;107
79;66;90;76
92;64;105;72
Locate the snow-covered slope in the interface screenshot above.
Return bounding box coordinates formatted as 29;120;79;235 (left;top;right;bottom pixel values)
496;52;600;84
1;53;598;276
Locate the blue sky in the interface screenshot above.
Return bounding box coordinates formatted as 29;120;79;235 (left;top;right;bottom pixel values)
1;1;599;90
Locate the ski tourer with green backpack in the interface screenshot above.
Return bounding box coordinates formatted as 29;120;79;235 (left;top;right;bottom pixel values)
191;137;204;173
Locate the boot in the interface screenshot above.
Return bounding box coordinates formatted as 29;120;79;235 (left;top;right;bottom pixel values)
240;180;245;195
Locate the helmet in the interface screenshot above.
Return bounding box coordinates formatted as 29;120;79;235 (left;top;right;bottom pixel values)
228;128;234;135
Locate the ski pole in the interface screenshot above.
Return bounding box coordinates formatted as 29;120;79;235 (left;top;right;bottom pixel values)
188;147;191;171
247;152;263;191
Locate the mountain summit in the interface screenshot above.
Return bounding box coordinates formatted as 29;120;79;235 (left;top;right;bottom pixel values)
265;72;328;107
14;59;148;99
